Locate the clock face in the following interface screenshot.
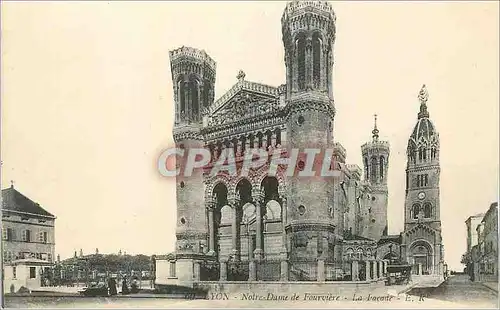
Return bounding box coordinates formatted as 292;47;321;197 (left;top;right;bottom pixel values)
418;192;426;200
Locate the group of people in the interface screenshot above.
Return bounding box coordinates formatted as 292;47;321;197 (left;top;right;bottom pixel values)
104;277;139;295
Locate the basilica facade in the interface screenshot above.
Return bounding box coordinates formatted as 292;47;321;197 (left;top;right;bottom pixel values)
155;1;445;286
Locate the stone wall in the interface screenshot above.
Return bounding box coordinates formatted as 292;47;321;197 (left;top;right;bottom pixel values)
194;279;387;296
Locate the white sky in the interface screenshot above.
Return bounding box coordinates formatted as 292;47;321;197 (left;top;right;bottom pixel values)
1;1;498;271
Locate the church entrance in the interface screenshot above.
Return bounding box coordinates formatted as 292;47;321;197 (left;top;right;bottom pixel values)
409;240;433;275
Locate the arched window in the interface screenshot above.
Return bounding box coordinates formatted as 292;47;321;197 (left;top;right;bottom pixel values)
296;35;306;90
178;78;186;117
312;33;322;89
424;174;429;186
424;203;432;218
412;204;420;219
370;157;377;182
275;128;281;146
325;49;330;93
422;147;427;161
364;157;369;180
380;157;385;180
431;147;437;159
188;77;199;122
418;148;423;161
203;81;211;108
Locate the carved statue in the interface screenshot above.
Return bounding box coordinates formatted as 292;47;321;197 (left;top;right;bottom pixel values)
235;188;241;202
236;143;243;156
213;192;218;206
418;84;429;104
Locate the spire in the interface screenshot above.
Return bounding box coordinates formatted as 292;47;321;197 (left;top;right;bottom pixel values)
372;114;379;141
417;84;429;119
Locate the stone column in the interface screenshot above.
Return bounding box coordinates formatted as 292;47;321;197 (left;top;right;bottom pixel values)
196;83;201;120
281;196;288;254
280;258;289;281
231;203;240;261
352;260;359;281
253;195;263;260
207;204;215;255
245;137;251;154
305;37;313;89
366;260;372;281
193;262;201;281
220;260;227;281
270;132;277;149
379;261;383;278
317;259;325;282
418;263;423;275
248;260;257;281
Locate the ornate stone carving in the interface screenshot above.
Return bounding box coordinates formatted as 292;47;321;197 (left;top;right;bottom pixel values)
418;84;429;104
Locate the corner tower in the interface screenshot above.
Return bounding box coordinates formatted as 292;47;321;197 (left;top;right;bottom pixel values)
281;1;339;264
170;46;216;284
361;115;390;241
402;85;444;276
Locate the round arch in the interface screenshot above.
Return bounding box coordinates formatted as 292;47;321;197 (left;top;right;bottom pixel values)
409;239;434;275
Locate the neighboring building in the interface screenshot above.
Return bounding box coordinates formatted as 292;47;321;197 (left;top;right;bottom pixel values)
2;184;56;292
464;202;498;283
156;1;445;286
480;202;498;281
462;213;485;277
466;214;485;254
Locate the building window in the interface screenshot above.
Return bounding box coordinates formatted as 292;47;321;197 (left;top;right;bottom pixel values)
424;203;432;218
312;33;321;89
370;157;377;182
412;204;421;219
48;254;52;262
424;174;429;186
22;230;31;242
169;262;176;278
38;231;48;243
13;267;17;279
1;227;6;241
29;267;36;279
380;156;385;179
296;35;306;90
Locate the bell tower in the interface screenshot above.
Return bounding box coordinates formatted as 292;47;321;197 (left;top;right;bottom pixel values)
402;85;444;276
361;114;390;241
281;1;339;263
169;46;216;285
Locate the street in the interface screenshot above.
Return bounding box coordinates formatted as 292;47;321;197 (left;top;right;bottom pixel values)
407;274;498;309
5;276;498;309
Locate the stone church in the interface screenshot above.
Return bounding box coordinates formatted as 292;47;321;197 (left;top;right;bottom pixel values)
155;1;445;286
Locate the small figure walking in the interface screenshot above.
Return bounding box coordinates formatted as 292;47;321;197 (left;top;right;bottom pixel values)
121;279;130;295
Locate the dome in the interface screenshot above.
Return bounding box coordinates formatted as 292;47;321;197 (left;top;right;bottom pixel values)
409;117;437;144
408;84;439;146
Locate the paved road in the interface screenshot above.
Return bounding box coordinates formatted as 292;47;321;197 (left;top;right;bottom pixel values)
5;275;497;309
407;274;498;309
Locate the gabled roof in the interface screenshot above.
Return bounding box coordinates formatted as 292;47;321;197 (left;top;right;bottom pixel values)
378;234;402;245
344;234;375;242
2;186;55;218
209;76;282;116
